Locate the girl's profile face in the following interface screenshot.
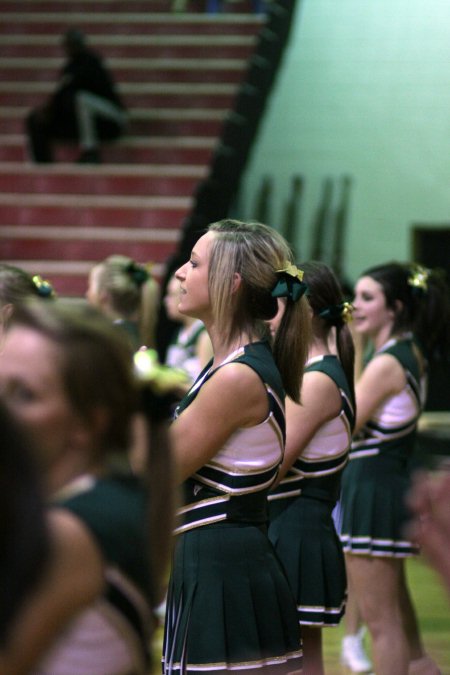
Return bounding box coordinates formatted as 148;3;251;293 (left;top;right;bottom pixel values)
352;275;394;337
86;265;102;307
0;325;86;476
164;275;183;322
175;231;215;320
267;298;287;338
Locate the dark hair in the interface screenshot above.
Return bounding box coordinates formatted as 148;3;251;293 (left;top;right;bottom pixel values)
363;262;450;359
64;28;86;50
207;219;311;402
0;263;54;307
138;388;175;608
301;261;355;403
0;402;49;645
10;299;137;455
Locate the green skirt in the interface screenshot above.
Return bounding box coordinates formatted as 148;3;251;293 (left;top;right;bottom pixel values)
162;522;303;674
269;496;347;627
340;452;419;557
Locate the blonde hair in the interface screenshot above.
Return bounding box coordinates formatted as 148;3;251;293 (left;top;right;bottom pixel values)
92;255;160;347
93;255;149;318
207;219;311;401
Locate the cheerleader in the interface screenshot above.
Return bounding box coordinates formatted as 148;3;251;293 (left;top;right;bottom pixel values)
268;261;355;675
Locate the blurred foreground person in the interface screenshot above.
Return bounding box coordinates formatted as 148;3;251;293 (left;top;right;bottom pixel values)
407;466;450;598
0;401;49;648
0;299;174;675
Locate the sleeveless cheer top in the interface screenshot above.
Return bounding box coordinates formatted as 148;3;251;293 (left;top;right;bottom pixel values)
165;319;207;384
173;340;286;535
37;473;151;675
350;336;425;462
269;354;355;505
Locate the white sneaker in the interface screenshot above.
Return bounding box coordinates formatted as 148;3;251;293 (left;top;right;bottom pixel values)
341;628;373;673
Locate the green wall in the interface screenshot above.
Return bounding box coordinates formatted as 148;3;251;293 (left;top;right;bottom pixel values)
241;0;450;284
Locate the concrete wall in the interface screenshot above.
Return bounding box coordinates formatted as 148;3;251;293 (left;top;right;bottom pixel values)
240;0;450;284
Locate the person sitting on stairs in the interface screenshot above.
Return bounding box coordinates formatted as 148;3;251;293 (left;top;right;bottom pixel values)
25;28;127;164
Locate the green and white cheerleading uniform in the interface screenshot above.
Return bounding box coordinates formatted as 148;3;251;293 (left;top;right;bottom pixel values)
268;355;355;627
38;474;152;675
165;319;207;384
162;341;303;675
340;336;425;557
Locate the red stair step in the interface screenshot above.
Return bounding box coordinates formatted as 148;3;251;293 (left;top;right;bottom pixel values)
0;0;260;296
47;274;106;298
0;86;237;110
0;36;257;60
0;1;203;12
0;135;216;165
0;193;192;227
127;115;224;137
0;60;247;85
0;1;261;12
1;106;226;137
1;237;177;265
0;15;263;37
1;221;178;295
0;163;206;196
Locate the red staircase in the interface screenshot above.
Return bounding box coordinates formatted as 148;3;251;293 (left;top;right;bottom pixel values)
0;0;263;295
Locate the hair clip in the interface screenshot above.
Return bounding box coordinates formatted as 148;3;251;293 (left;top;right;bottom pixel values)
126;261;150;287
318;301;353;325
341;301;354;323
407;264;429;292
32;275;56;298
271;263;308;302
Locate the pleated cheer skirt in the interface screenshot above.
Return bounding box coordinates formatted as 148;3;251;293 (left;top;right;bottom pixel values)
339;453;419;557
162;522;303;675
268;496;347;627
